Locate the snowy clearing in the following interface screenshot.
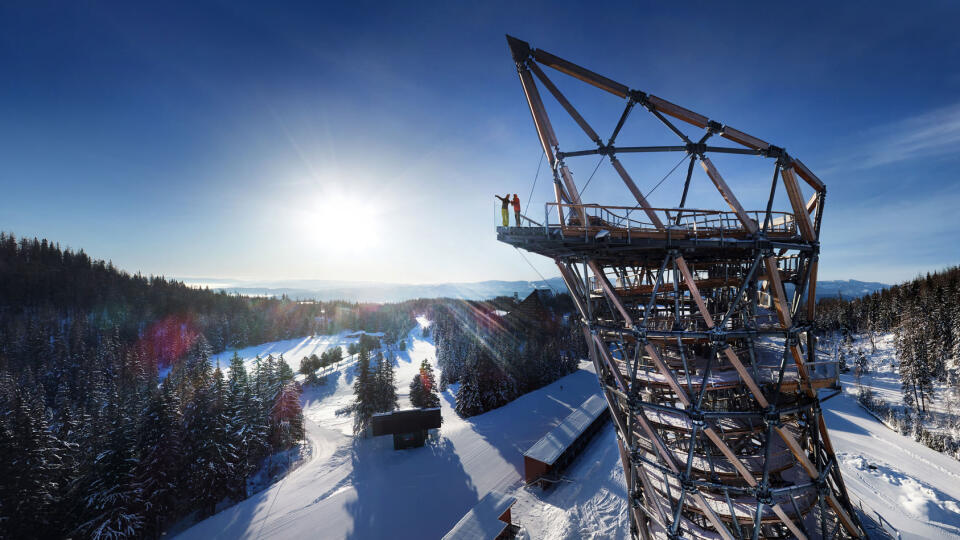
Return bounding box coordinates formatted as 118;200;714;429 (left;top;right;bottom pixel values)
177;322;612;539
177;324;960;540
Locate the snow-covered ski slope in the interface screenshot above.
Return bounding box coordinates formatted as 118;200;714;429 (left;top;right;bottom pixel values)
178;322;960;540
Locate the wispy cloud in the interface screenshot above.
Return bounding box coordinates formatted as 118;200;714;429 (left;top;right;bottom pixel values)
826;102;960;172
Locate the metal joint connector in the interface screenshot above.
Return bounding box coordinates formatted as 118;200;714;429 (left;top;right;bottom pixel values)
628;89;648;106
686;142;707;156
765;145;784;160
687;406;705;427
707;120;723;134
765;407;782;427
680;474;698;494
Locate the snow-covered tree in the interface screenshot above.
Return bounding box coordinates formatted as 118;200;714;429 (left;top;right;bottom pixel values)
373;352;398;413
271;382;304;449
353;349;376;435
136;380;184;537
410;359;440;409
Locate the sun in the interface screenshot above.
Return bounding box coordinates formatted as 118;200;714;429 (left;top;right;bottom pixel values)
297;189;382;252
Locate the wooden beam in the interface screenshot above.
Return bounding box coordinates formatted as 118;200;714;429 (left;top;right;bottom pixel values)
720;126;770;151
517;68;558;164
722;347;770;408
675;256;714;329
532;48;629;98
827;493;861;539
556;262;589;320
609;156;665;229
552;181;568;224
781;167;816;242
635;456;670;527
589;261;635;327
558;164;589;225
805;192;818;215
699;157;759;234
806;258;818;322
690;492;737;540
593;333;629;392
647;95;709;129
527;61;602;145
763;256;793;328
644;343;691;407
791;158;826;193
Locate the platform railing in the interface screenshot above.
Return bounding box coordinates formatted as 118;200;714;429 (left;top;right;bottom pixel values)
528;202;798;239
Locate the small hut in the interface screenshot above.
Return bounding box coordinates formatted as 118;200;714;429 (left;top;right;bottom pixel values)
370;407;442;450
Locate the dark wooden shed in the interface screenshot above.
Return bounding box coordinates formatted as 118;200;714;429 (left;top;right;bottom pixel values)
370;407;441;450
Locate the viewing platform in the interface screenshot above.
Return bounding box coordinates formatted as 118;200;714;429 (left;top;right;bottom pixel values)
498;203;813;260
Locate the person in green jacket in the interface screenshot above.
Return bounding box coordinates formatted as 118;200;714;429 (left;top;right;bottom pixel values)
495;194;510;226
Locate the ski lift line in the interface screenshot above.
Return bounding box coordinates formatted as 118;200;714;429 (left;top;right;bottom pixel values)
514;246;560;295
525;152;545;216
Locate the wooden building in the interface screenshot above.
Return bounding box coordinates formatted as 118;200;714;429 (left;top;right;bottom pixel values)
441;490;517;540
502;289;558;337
523;394;609;486
370;407;441;450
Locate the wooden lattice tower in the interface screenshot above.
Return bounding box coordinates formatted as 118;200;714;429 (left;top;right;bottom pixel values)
498;36;866;540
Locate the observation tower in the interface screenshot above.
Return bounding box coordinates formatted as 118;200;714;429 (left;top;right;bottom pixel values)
498;36;866;540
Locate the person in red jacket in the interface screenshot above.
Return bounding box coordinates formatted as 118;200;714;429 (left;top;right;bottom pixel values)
512;194;522;226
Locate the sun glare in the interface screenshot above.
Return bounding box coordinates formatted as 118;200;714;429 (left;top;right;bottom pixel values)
298;189;382;252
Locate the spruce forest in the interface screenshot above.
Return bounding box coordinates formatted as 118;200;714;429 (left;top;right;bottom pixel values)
0;234;427;538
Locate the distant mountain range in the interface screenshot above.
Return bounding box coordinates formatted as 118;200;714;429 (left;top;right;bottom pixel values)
177;277;887;304
811;279;888;300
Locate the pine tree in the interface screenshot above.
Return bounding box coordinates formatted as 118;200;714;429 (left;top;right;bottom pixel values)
183;357;234;517
409;375;426;408
271;382;304;449
136;380;184;537
855;347;868;382
374;352;398;413
0;376;68;538
417;359;440;408
353;349;375;435
245;356;271;471
76;384;144;539
455;365;484;417
225;353;254;499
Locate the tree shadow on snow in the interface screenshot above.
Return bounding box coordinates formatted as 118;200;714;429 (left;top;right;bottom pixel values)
301;371;343;408
344;436;479;539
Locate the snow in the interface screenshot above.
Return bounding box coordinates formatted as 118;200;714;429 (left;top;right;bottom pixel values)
176;323;607;540
524;394;607;466
210;329;384;375
176;324;960;540
823;388;960;539
442;490;515;540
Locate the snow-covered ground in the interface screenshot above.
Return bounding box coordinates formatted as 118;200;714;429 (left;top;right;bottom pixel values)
176;320;613;539
177;323;960;540
822;331;959;437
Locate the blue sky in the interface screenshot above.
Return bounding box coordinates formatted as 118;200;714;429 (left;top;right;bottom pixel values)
2;1;958;285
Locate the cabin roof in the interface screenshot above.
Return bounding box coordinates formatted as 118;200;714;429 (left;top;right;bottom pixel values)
523;394;607;466
441;490;516;540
